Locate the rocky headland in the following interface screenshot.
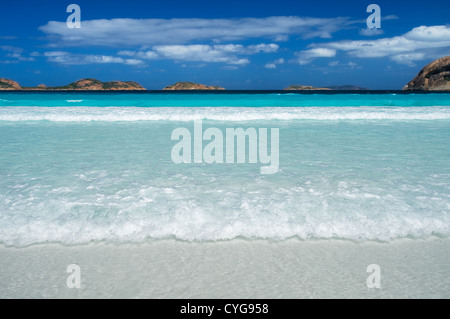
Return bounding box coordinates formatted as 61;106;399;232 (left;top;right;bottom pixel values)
403;56;450;91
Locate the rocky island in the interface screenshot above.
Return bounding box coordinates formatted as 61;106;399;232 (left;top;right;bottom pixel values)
0;78;146;91
284;85;331;91
403;56;450;91
163;82;225;90
0;79;22;90
284;84;368;91
324;85;368;90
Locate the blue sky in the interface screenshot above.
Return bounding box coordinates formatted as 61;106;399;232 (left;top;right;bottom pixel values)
0;0;449;89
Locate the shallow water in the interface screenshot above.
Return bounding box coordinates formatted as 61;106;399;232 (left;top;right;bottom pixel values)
0;92;449;246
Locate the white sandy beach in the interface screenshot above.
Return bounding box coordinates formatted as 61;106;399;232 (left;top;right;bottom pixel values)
1;238;449;299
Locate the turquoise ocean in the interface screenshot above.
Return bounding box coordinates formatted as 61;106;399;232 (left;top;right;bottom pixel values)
1;91;450;247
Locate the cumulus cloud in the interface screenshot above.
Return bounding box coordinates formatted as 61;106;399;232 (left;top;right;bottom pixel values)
39;16;352;47
296;47;336;65
405;25;450;42
295;25;450;66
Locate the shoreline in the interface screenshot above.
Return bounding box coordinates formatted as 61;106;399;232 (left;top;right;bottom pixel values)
0;234;446;249
1;237;449;298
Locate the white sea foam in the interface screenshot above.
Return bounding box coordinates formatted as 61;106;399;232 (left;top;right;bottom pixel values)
1;177;449;247
1;106;450;122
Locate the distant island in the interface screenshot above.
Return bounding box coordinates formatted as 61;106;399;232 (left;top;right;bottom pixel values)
163;82;225;90
325;85;369;90
403;56;450;91
284;85;331;91
0;78;146;91
284;84;368;91
2;56;449;91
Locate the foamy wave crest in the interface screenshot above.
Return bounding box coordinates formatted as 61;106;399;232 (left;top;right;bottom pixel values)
1;178;450;247
1;106;450;122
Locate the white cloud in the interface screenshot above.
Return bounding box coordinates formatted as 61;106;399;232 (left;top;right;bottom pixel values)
44;51;67;57
265;58;284;69
359;28;384;36
296;25;450;65
404;25;450;42
85;55;142;65
39;16;352;47
152;45;250;65
1;46;35;62
296;47;336;65
390;53;426;66
117;50;158;59
328;61;360;69
384;15;400;21
117;43;278;66
44;42;278;67
247;43;279;53
44;51;143;65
